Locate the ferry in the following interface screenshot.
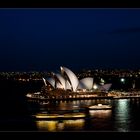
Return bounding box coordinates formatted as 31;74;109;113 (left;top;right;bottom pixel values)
32;112;86;120
88;104;112;110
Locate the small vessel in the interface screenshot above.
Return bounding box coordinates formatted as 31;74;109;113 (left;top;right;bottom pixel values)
39;101;49;105
33;112;86;120
88;104;112;110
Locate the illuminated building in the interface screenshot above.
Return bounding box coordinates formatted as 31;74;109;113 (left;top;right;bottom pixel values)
43;66;112;93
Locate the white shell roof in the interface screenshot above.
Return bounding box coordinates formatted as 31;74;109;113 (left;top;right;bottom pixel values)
42;78;47;86
55;73;66;90
99;83;112;91
65;80;71;90
60;66;79;92
44;66;112;92
46;78;55;88
78;77;93;90
56;82;64;89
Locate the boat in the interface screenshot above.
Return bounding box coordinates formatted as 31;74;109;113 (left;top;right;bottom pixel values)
32;112;86;120
88;104;112;110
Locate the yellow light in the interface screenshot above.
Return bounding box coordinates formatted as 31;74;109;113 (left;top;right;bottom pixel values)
93;84;98;89
98;104;102;106
64;119;85;130
36;121;57;131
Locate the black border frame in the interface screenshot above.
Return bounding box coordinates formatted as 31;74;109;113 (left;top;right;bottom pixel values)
0;1;140;139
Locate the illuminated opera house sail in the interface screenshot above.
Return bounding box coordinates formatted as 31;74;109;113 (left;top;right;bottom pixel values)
42;66;112;93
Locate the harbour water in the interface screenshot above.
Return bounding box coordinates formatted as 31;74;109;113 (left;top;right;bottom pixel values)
27;98;140;132
1;80;140;132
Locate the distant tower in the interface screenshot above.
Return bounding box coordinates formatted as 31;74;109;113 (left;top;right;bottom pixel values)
132;80;135;89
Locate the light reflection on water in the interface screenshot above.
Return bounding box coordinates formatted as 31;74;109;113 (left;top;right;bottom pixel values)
36;119;85;132
28;99;140;132
113;99;132;132
89;110;112;118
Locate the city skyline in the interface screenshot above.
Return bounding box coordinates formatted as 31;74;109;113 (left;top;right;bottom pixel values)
1;9;140;71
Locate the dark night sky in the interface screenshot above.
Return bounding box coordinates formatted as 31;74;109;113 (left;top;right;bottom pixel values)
0;8;140;72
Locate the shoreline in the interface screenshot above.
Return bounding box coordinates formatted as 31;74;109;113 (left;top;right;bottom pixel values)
26;95;140;101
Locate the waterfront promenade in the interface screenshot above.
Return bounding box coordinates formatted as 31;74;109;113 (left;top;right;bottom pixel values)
26;91;140;101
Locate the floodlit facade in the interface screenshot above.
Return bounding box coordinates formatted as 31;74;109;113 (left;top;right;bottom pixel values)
43;66;112;92
65;80;72;90
46;78;55;88
78;77;93;90
60;66;79;92
55;73;66;90
98;83;112;92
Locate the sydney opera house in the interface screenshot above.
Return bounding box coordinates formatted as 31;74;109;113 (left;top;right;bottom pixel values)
41;66;112;95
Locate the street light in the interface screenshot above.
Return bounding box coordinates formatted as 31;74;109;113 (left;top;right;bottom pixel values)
120;78;125;91
120;78;125;83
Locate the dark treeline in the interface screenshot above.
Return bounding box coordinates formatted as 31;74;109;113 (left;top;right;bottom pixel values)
0;79;43;131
